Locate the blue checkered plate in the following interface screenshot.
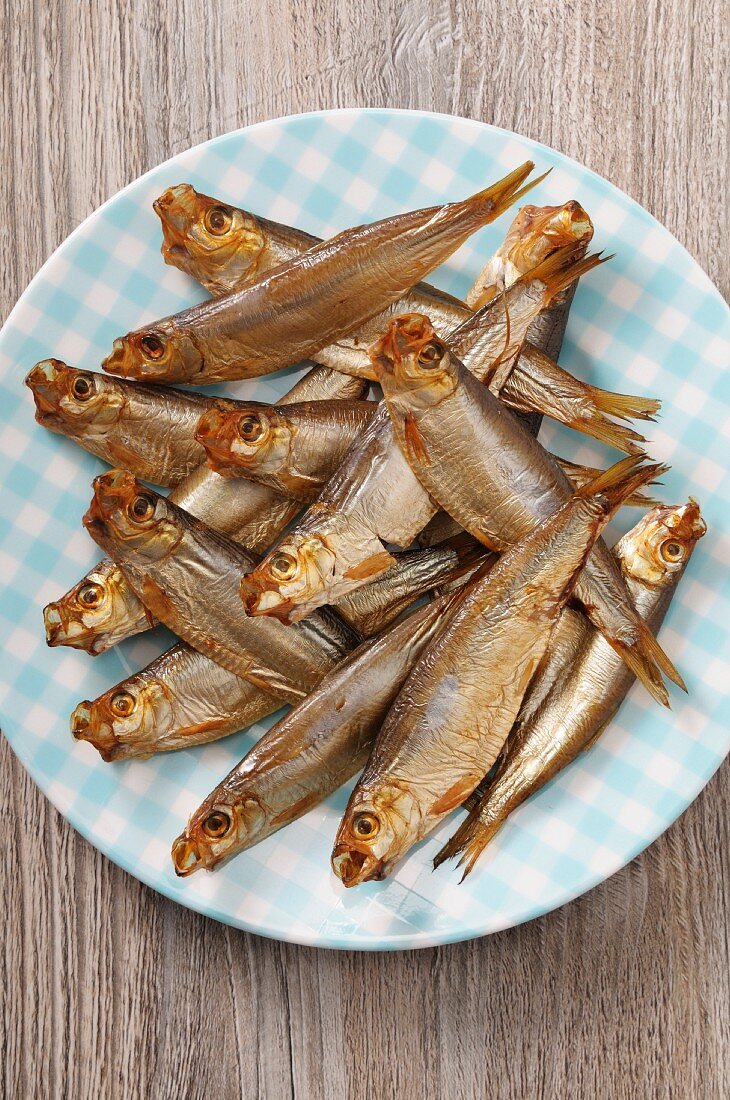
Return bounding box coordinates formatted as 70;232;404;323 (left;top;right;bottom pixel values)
1;110;728;949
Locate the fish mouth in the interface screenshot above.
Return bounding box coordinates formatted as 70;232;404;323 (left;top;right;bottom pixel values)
194;408;239;464
240;579;297;623
667;498;707;541
25;360;67;418
43;600;107;654
331;844;385;887
70;701;122;762
43;600;67;646
102;337;132;378
171;835;204;877
90;469;141;518
519;200;593;249
153;184;194;231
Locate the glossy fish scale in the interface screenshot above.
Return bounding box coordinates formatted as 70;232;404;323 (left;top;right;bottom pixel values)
1;111;727;949
171;593;458;876
332;457;655;885
239;247;595;623
439;501;707;877
46;363;366;654
371;314;680;706
102;162;540;385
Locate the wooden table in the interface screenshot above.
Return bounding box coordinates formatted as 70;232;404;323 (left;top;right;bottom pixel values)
1;2;727;1096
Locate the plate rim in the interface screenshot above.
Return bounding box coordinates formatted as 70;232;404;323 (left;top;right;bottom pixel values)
1;106;728;951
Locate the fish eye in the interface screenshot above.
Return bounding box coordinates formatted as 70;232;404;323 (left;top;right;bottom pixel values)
238;413;264;443
202;810;232;838
110;690;135;718
660;539;685;563
204;205;233;236
269;552;297;581
71;373;95;401
128;493;156;523
417;341;444;368
140;333;166;361
353;812;380;839
77;581;104;609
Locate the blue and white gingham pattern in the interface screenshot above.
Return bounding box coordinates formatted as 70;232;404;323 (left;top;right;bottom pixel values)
0;109;728;950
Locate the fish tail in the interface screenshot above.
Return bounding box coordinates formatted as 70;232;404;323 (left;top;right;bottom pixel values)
556;455;664;507
526;245;611;303
468;162;547;223
634;616;687;693
572;411;650;455
588;387;662;423
433;811;504;879
574;453;669;514
624;487;664;508
574;454;683;706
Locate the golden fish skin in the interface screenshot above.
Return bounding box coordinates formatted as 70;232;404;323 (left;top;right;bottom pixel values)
155;183;322;296
466;201;594;309
71;642;281;761
83;470;356;703
43;557;156;655
195;398;377;501
103;164;539;385
44;365;366;655
154;186;600;422
503;343;661;455
239;247;598;624
438;501;707;876
335;537;486;637
156;188;655;456
331;455;659;886
171;591;459;877
370;314;680;707
25;359;214;486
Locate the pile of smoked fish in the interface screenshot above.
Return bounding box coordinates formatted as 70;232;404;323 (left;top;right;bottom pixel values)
26;162;707;887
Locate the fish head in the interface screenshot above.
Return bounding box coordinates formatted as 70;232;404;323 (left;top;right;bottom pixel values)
240;534;336;623
472;201;594;307
70;676;173;762
331;782;423;887
618;499;706;587
503;201;593;276
195;401;292;477
102;324;204;384
43;561;151;654
83;470;183;561
154;184;267;293
171;792;267;875
369;314;458;409
25;360;125;435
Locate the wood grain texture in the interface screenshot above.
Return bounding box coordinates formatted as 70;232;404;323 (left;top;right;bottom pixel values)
1;1;728;1096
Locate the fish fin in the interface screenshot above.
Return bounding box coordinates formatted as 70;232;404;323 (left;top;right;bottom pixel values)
607;635;670;708
573;455;687;704
470;282;500;310
524;244;611;304
588;388;662;423
430;776;483;817
433;810;504;878
554;454;664;507
467;162;544;222
343;549;396;582
403;411;431;467
634;616;686;693
573;453;669;512
569;412;650;455
580;718;612;754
